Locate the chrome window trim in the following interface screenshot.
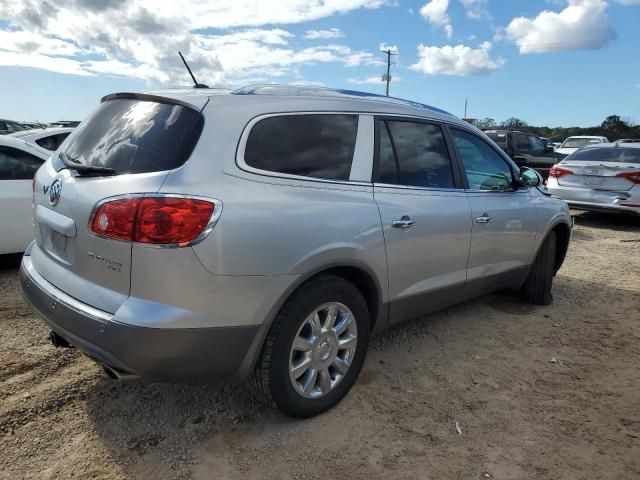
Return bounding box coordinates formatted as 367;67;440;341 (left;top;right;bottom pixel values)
87;193;223;249
373;182;466;194
236;111;373;186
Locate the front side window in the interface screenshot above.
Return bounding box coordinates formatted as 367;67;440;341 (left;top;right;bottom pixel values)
376;119;455;189
244;114;358;181
529;135;545;152
0;147;43;180
451;129;514;191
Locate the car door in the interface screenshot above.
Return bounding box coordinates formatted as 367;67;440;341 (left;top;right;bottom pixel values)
511;132;533;167
0;146;45;254
448;127;537;298
373;118;471;325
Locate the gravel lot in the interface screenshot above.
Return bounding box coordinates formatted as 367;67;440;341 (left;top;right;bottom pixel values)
1;212;639;480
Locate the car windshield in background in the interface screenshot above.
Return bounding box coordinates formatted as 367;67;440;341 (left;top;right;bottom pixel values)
486;132;507;146
567;147;640;164
561;138;601;149
58;98;204;175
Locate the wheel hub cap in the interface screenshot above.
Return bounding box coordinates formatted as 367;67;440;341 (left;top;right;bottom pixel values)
288;302;358;399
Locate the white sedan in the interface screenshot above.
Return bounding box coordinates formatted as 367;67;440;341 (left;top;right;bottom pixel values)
555;136;609;158
8;127;74;152
0;136;50;254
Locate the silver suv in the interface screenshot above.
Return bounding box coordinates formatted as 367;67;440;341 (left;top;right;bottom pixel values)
20;85;572;417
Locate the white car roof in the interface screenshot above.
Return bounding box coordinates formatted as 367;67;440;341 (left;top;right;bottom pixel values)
9;127;75;140
0;134;51;160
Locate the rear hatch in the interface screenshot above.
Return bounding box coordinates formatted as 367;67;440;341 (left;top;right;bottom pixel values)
31;93;205;313
556;146;640;191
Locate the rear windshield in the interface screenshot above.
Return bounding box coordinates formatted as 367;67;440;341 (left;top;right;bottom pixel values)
58;98;204;174
568;147;640;164
561;138;601;149
486;132;507;146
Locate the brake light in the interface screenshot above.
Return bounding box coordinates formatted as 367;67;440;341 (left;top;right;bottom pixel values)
549;166;573;178
616;171;640;184
91;198;140;241
90;196;217;245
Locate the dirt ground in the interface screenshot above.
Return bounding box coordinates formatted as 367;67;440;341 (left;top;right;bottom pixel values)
1;211;639;480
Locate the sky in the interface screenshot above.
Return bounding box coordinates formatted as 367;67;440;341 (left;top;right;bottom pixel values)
0;0;639;127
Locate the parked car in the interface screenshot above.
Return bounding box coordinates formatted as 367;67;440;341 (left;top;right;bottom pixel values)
541;137;555;150
484;129;558;178
0;119;29;135
555;136;609;159
9;127;74;151
19;86;572;417
547;143;640;216
48;120;81;128
614;138;640;144
0;136;50;254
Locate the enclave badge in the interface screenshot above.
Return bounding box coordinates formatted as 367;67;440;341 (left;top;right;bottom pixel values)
48;178;63;206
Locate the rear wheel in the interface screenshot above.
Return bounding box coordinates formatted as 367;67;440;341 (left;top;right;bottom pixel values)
253;275;370;418
520;230;557;305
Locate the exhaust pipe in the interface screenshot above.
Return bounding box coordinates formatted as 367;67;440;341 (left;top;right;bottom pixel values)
101;364;139;382
49;331;73;348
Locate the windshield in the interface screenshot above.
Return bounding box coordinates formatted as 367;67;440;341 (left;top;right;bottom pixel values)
567;147;640;164
486;132;508;146
561;138;601;149
58;98;204;175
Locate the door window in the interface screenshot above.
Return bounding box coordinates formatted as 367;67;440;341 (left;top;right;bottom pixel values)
0;147;43;180
376;119;455;189
451;129;514;191
528;135;545;154
36;133;71;151
515;133;530;150
245;114;358;181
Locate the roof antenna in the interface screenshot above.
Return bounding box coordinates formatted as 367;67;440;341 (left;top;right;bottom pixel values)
178;51;209;89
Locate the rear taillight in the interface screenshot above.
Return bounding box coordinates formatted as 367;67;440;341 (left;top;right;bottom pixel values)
90;196;217;246
549;166;573;178
616;171;640;184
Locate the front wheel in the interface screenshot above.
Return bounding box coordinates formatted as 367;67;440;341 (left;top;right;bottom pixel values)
520;230;557;305
253;275;370;418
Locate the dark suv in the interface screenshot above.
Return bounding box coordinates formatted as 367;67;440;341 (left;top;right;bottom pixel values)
485;129;558;178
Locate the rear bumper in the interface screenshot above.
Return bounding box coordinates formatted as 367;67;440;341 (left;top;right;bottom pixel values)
547;184;640;216
564;201;640;216
19;255;262;382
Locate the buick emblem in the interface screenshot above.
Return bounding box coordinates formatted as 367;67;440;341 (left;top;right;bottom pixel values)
48;178;62;205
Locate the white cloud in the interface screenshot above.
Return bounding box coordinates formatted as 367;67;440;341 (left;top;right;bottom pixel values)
304;28;344;39
419;0;453;39
459;0;489;19
0;0;387;85
410;41;505;75
612;0;640;4
505;0;616;54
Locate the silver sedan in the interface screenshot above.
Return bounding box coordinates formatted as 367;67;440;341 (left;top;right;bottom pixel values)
547;143;640;216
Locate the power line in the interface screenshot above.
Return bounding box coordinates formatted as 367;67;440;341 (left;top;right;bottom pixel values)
381;49;398;97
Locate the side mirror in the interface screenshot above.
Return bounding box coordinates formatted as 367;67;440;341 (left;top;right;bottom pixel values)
519;167;541;187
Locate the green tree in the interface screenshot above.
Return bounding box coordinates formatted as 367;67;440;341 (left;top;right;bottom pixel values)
501;117;528;128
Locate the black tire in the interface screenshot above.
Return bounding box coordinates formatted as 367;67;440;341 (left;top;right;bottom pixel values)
520;230;557;305
253;274;370;418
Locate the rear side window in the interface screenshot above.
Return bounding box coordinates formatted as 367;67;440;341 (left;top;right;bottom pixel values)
0;147;43;180
376;119;455;189
515;133;530;150
36;133;70;151
244;114;358;181
59;98;204;174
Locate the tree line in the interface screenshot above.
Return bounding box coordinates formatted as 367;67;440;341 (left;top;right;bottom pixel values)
471;115;640;142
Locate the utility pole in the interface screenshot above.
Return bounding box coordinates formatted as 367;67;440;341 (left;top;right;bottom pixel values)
464;98;468;118
381;49;397;96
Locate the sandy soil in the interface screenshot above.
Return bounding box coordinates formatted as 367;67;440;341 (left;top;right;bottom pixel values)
1;212;639;480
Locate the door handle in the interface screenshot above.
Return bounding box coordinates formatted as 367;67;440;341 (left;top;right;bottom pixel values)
392;215;415;230
475;213;493;224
